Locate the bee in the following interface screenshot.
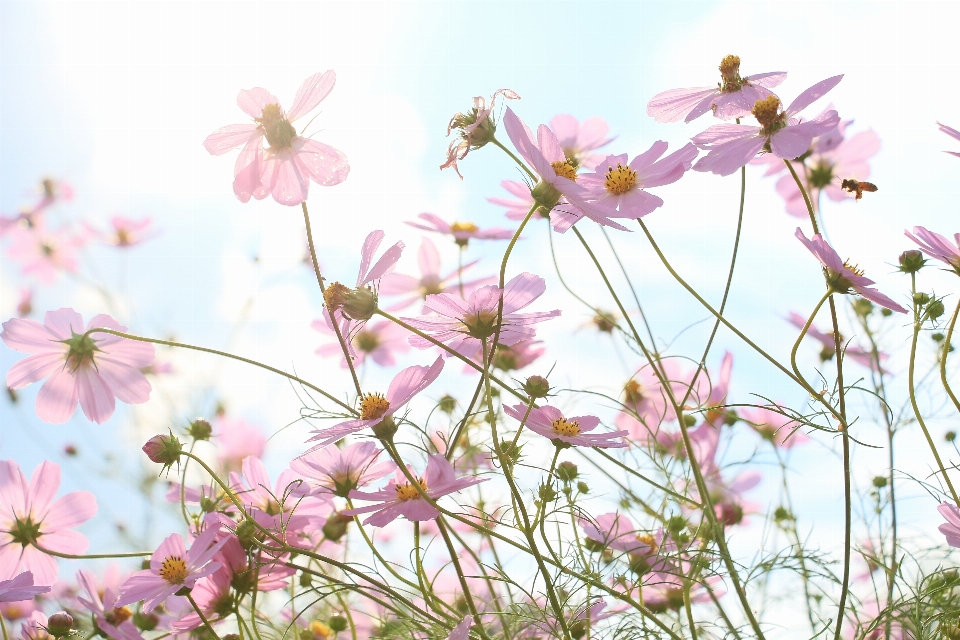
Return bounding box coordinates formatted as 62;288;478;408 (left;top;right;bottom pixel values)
840;178;878;200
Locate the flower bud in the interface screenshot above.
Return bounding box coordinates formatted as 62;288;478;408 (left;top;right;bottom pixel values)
928;299;946;320
934;332;946;343
914;292;931;306
222;635;241;640
852;298;874;317
538;483;559;503
576;481;589;494
133;612;159;631
322;513;352;542
342;286;378;321
947;431;956;443
872;475;888;488
142;433;183;468
556;461;578;482
880;308;893;317
523;375;551;399
235;519;260;550
299;572;313;587
499;440;522;466
328;616;348;633
682;414;697;427
438;395;457;414
187;418;212;441
47;612;73;637
898;249;925;273
773;506;792;522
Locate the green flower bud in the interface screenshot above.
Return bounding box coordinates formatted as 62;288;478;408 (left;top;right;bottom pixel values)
934;332;946;343
187;418;212;441
682;414;697;427
438;395;457;414
556;461;578;482
872;475;888;488
328;616;348;633
523;375;551;399
47;612;74;638
538;483;559;503
898;249;925;273
142;432;183;469
914;292;931;306
852;298;874;317
576;481;589;494
881;308;893;317
133;612;159;631
947;431;956;443
928;299;946;320
322;513;352;542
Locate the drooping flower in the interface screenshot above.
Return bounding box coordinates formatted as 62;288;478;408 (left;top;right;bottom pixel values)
0;460;97;584
291;442;396;498
905;226;960;275
0;573;49;603
441;89;519;178
5;220;84;283
487;180;550;222
313;316;410;368
2;309;155;424
939;121;960;158
692;76;843;177
739;405;808;448
306;356;444;449
76;570;143;640
203;70;349;205
579;143;698;219
785;311;883;370
343;454;487;527
938;502;960;548
323;230;404;323
502;108;622;232
549;114;615;170
503;404;627;449
795;228;907;313
378;238;495;312
105;217;155;247
647;55;787;123
115;521;228;613
402;272;560;359
406;212;514;247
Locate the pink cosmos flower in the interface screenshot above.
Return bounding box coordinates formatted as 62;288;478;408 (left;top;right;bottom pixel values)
34;178;74;212
640;573;719;612
579;143;698;219
549;114;615;169
441;89;519;178
291;442;395;498
0;573;49;603
5;221;84;283
614;364;676;435
938;502;960;547
939;121;960;158
324;230;404;323
692;430;762;526
106;217;154;247
786;311;883;370
487;180;550;222
0;460;98;584
379;238;494;312
20;611;50;640
503;404;627;449
579;513;674;575
213;416;266;470
502;108;622;232
402;272;560;359
76;570;143;640
203;70;349;205
0;209;40;238
306;356;444;449
343;454;487;527
795;228;907;313
406;213;514;247
692;76;843;177
313;316;409;368
739;405;808;448
2;309;155;424
116;521;228;613
647;55;786;123
905;225;960;274
761;119;880;217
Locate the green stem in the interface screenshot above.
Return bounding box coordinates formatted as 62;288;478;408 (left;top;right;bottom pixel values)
83;328;356;414
186;593;223;640
437;517;490;640
34;545;150;559
491;136;537;182
941;298;960;415
302;201;363;399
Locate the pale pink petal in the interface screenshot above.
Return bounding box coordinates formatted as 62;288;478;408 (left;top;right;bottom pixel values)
270;152;309;206
501;273;546;314
537;125;566;164
203;124;260;156
35;367;80;424
7;353;66;390
646;87;717;123
236;87;279;119
233;131;265;203
785;76;843;117
362;241;405;285
76;368;116;424
357;231;385;285
286;70;335;123
417;238;441;277
1;318;65;353
43;309;86;341
293;138;349;187
40;491;97;531
94;361;152;405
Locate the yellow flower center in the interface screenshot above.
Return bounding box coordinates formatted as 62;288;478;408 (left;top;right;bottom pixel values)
719;55;742;89
105;607;133;626
256;103;297;150
552;418;581;437
461;309;499;339
636;533;658;553
395;478;427;501
359;393;391;421
842;259;865;277
159;556;188;585
309;621;334;640
751;96;784;131
323;282;350;310
624;379;646;404
604;164;638;195
450;221;479;234
354;329;380;353
551;160;578;181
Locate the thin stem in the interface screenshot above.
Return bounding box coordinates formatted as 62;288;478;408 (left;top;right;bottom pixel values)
437;517;490;640
302;201;362;398
83;328;356;414
941;298;960;415
784;160;818;235
186;593;223;640
592;448;701;508
34;545;150;559
491;136;536;182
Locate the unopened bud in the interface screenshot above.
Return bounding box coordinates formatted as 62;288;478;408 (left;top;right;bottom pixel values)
142;433;183;468
299;572;313;587
342;286;378;321
235;519;260;550
328;616;348;633
898;249;925;273
881;308;893;317
222;635;241;640
852;298;874;317
914;292;931;306
499;440;522;465
872;476;888;488
928;299;946;320
438;395;457;414
773;506;792;522
682;414;697;427
322;513;352;542
538;483;559;502
947;431;956;443
576;481;589;494
583;537;605;553
187;418;212;441
556;461;578;482
523;375;551;399
934;332;946;343
133;612;159;631
47;612;73;637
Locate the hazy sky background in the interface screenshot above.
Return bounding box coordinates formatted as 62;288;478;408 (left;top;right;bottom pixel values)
3;1;960;634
